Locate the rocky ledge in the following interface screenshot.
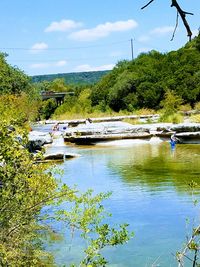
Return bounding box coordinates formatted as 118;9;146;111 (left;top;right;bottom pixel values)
28;131;53;152
63;122;200;145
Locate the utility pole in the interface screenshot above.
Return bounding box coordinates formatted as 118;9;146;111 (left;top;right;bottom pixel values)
130;38;134;60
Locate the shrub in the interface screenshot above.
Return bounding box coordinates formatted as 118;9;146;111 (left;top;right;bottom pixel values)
160;113;184;123
160;90;183;116
191;114;200;123
194;102;200;111
179;104;192;112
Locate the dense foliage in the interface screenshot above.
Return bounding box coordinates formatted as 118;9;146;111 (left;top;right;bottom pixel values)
0;122;59;266
32;70;110;85
48;35;200;120
0;55;131;266
0;122;131;266
0;94;41;125
91;35;200;112
0;53;31;95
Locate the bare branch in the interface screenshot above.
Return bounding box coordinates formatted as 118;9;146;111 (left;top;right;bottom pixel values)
171;0;193;41
141;0;155;10
171;11;179;41
141;0;194;41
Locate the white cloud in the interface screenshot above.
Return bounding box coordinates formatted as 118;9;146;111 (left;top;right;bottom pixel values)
137;26;174;45
74;64;115;72
45;19;82;32
150;26;174;35
30;60;67;69
30;63;50;69
55;60;67;67
69;19;138;41
30;42;48;54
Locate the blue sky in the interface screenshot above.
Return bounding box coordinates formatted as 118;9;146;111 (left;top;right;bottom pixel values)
0;0;199;76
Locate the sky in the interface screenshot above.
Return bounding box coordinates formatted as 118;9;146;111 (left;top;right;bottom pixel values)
0;0;199;76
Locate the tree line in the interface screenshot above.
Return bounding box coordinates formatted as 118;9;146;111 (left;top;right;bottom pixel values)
0;35;200;122
47;35;200;121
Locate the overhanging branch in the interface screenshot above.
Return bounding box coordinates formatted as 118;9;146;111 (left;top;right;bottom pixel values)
171;11;179;41
141;0;155;10
171;0;193;41
141;0;194;41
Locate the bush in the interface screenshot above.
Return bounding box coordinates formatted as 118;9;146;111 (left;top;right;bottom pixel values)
191;114;200;123
136;108;156;115
0;94;40;125
194;102;200;110
179;104;192;112
160;90;183;116
39;99;57;119
0;121;132;266
160;113;184;123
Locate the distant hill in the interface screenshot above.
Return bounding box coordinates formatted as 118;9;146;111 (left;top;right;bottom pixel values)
31;70;110;85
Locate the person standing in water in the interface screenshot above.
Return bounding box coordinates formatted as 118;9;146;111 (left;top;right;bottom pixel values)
170;133;179;149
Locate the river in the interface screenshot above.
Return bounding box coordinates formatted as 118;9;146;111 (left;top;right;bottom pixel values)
40;127;200;266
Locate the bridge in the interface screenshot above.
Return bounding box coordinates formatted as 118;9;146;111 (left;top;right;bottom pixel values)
41;91;74;105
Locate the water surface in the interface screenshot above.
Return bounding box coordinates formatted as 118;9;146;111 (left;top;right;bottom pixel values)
46;138;200;267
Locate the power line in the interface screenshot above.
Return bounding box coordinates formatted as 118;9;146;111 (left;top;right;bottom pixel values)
0;40;129;51
7;54;129;63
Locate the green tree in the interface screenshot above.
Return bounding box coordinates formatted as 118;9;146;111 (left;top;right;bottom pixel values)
0;122;61;266
0;94;40;126
160;90;183;122
48;78;69;92
76;88;92;113
39;99;57;119
108;72;136;111
0;121;132;266
0;53;30;95
160;90;183;115
53;95;77;117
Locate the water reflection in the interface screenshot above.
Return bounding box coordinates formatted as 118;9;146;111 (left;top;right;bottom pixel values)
105;142;200;194
45;139;200;267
